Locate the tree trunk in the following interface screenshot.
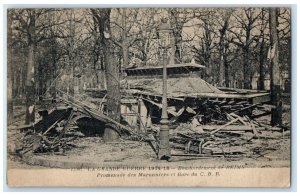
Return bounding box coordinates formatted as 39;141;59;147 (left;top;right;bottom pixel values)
99;55;106;89
174;32;182;63
218;11;232;87
243;47;251;89
269;8;282;126
7;12;13;125
203;21;212;79
121;9;129;69
258;9;266;90
169;9;183;64
50;58;57;99
103;41;121;141
219;48;225;86
123;45;129;68
224;58;230;87
206;57;213;84
25;12;36;125
68;62;74;101
68;14;75;101
37;65;44;101
92;8;120;141
25;43;36;125
169;36;175;64
258;37;265;90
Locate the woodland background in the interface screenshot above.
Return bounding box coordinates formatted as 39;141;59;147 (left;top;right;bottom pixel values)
6;8;291;126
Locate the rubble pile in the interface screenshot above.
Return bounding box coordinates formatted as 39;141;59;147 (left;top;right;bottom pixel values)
165;112;287;159
16;94;289;161
17;98;135;155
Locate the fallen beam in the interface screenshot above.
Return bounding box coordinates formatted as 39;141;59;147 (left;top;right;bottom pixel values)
230;104;258;114
211;118;239;135
251;111;272;118
60;97;134;136
201;125;281;132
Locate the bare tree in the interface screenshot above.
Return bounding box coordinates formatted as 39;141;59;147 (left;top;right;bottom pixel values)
278;8;291;92
66;10;76;101
257;8;268;90
204;8;240;87
168;8;195;63
269;8;282;126
19;9;37;124
217;9;233;87
7;10;13;125
91;8;121;141
192;18;215;79
191;9;218;83
231;8;261;89
10;8;70;124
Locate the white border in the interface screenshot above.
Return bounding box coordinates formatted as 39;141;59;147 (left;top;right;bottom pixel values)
0;0;299;194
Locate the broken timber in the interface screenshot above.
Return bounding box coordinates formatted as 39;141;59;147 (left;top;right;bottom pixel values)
200;125;281;131
59;97;134;135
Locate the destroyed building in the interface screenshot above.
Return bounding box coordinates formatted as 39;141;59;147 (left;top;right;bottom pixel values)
18;60;282;159
85;62;271;132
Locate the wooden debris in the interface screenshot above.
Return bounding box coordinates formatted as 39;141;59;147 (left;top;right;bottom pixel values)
211;118;240;135
201;125;260;131
15;89;283;161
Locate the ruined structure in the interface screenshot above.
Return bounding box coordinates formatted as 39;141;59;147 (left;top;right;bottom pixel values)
84;62;271;133
17;61;277;158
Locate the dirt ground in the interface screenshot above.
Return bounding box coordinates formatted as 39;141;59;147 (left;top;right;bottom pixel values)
6;136;291;169
7;105;291;169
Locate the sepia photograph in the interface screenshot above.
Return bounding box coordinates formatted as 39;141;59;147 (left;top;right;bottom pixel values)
6;6;292;187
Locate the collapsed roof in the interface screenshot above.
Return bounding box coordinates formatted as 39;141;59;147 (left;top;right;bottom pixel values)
122;63;270;103
123;77;223;98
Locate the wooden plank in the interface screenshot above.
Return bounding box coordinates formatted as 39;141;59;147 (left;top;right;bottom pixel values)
202;125;281;132
202;125;253;131
230;104;258;114
211;118;240;135
218;87;268;94
251;111;272;118
42;119;61;135
252;94;271;104
126;89;270;100
229;113;248;126
17;124;34;130
177;133;198;140
226;113;235;120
